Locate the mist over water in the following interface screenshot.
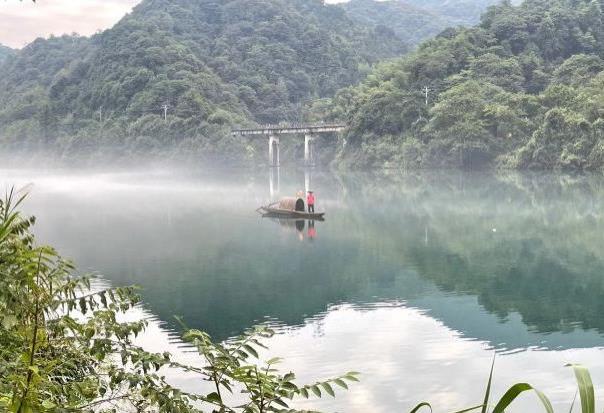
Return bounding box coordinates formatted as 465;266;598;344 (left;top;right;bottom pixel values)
2;167;604;412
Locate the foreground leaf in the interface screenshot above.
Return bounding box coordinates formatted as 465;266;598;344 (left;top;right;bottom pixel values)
566;364;595;413
492;383;553;413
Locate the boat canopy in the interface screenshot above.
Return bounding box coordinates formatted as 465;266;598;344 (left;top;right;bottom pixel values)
278;197;305;212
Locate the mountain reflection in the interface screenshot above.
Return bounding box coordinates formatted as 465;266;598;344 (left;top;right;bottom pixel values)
7;168;604;350
338;171;604;339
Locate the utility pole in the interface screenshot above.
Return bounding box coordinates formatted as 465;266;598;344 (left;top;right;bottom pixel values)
423;86;430;106
98;106;103;123
161;103;169;121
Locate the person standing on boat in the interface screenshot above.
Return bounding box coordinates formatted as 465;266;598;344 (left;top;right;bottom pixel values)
307;191;315;213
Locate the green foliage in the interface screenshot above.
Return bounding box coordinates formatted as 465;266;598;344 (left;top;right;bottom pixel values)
341;0;504;48
0;188;354;412
360;0;513;45
179;325;359;412
334;0;604;170
552;54;604;86
405;0;512;26
0;0;407;162
408;361;598;413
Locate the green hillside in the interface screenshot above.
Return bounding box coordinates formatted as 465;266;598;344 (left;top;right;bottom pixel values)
0;0;406;161
330;0;604;170
340;0;451;47
404;0;507;25
341;0;505;47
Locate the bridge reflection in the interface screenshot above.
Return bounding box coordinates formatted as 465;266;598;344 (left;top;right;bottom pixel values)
269;167;280;200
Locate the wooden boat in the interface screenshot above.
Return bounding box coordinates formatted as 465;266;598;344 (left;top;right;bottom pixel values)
259;207;325;220
258;197;325;220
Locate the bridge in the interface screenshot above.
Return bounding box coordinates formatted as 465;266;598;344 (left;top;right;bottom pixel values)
231;123;346;167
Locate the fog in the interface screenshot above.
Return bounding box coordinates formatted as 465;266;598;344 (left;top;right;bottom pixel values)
3;166;604;412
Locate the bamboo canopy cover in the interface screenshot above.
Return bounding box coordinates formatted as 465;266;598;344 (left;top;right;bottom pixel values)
278;197;305;212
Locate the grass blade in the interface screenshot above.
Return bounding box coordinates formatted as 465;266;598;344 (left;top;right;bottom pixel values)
569;389;578;413
481;354;496;413
566;364;595;413
410;400;484;412
454;404;482;413
409;402;432;413
454;404;487;413
492;383;553;413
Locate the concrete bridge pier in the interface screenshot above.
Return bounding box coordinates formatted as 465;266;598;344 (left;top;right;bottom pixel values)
268;135;280;167
305;168;312;194
304;134;315;167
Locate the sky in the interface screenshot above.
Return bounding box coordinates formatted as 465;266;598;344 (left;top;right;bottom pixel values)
0;0;142;48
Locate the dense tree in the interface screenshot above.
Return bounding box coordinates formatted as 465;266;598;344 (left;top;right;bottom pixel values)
333;0;604;170
405;0;521;25
6;0;604;170
342;0;480;47
0;0;407;162
341;0;521;49
552;53;604;86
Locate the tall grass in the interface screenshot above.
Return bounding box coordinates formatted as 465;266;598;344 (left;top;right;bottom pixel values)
409;361;596;413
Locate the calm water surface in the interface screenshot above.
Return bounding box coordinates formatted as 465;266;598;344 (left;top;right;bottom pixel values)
2;167;604;412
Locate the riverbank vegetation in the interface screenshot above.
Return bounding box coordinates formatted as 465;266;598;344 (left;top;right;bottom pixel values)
0;0;408;162
0;0;521;166
4;0;604;170
330;0;604;170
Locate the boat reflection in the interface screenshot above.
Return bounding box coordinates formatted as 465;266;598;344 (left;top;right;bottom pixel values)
262;216;320;242
308;220;317;241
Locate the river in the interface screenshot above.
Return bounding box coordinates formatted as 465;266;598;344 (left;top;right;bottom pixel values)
2;167;604;412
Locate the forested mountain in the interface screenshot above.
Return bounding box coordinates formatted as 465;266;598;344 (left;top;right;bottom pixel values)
341;0;507;46
330;0;604;170
0;44;14;65
341;0;453;47
404;0;511;25
0;0;406;161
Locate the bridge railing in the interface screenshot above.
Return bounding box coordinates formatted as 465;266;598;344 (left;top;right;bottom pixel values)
232;122;344;130
231;122;346;135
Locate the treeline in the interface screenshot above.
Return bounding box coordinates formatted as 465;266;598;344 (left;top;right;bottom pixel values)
403;0;517;25
0;0;407;162
341;0;504;46
331;0;604;170
4;0;602;170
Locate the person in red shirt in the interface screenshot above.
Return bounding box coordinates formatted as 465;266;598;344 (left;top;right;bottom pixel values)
307;191;315;213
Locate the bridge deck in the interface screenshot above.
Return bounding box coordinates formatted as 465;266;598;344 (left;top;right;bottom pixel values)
231;123;345;136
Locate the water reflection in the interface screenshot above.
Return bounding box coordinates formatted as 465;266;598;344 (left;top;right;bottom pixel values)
269;167;280;200
136;302;604;413
262;217;321;242
308;220;317;241
2;168;604;346
2;168;604;411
